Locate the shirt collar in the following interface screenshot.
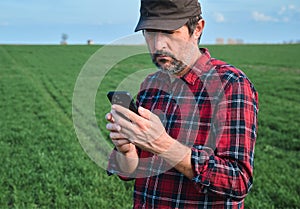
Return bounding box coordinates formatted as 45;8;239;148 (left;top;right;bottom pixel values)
181;48;212;85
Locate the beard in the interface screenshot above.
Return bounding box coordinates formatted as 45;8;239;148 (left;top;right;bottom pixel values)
151;50;188;75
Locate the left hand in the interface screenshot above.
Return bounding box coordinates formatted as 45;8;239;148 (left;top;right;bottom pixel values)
111;104;174;155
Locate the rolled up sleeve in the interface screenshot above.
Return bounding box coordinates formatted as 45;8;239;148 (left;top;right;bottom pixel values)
190;75;259;200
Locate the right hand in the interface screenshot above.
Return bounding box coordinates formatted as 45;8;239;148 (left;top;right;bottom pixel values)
105;111;136;155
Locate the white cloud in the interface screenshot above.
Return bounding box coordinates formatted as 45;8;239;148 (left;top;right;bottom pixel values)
276;4;300;23
252;4;300;23
213;12;225;23
278;4;299;15
252;11;278;22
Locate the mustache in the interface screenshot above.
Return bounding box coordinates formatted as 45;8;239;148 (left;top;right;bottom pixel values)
152;50;177;61
151;50;188;75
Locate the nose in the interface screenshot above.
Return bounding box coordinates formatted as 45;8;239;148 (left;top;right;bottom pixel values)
147;32;168;52
154;32;166;50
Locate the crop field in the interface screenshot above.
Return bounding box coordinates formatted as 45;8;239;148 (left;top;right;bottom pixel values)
0;44;299;208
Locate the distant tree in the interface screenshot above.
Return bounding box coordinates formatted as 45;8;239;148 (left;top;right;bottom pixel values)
61;33;68;45
87;39;94;45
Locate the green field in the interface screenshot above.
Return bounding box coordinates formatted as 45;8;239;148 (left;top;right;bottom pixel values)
0;44;299;208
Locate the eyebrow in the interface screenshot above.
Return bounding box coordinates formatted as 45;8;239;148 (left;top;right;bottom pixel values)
144;29;175;34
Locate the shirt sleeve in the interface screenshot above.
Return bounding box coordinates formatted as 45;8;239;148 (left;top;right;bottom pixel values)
191;75;259;200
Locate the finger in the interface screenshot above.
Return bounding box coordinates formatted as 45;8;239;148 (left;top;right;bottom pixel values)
112;104;145;125
106;123;121;132
109;131;127;140
110;108;131;127
112;105;154;137
138;106;151;120
112;139;131;146
105;112;115;123
111;113;138;135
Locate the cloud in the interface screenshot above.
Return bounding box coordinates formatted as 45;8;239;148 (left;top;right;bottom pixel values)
288;4;296;10
252;11;278;22
279;4;300;15
278;6;287;15
213;12;225;23
252;4;300;23
277;4;300;23
0;22;9;26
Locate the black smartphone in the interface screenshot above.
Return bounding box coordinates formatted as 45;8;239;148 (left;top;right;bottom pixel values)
107;91;139;115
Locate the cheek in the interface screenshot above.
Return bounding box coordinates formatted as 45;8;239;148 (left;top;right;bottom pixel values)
178;37;195;56
172;43;186;59
145;38;156;54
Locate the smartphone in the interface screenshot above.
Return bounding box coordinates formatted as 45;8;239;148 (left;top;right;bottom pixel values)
107;91;139;115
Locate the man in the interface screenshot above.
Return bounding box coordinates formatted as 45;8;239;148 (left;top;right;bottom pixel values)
106;0;259;208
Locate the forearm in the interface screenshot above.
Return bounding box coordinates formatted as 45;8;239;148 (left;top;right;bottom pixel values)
115;144;139;176
158;135;253;199
115;146;139;175
157;134;195;180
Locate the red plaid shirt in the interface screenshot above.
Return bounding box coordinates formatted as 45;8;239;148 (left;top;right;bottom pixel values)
108;48;259;209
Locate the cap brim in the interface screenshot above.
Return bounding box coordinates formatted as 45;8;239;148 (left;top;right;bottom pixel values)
134;18;189;32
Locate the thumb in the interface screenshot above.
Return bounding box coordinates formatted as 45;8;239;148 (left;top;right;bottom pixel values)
138;106;151;120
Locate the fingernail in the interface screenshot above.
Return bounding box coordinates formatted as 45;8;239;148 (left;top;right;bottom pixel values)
116;125;121;131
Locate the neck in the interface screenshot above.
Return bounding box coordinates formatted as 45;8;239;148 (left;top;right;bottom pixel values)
175;47;202;77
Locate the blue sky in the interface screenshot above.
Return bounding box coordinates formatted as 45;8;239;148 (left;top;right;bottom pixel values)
0;0;299;44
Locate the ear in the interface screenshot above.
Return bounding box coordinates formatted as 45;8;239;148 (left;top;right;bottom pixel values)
193;19;205;40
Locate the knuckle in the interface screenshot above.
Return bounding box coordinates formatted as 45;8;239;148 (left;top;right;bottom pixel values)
109;132;114;138
110;132;117;139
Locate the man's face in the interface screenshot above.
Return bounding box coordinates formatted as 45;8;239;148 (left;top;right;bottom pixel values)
144;25;198;76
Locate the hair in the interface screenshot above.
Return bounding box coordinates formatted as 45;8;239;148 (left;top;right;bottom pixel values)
186;15;203;44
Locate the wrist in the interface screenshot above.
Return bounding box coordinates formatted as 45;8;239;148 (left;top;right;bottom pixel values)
158;139;190;165
117;144;137;157
154;132;175;155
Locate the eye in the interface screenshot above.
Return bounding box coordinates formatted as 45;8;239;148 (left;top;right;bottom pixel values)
161;30;175;35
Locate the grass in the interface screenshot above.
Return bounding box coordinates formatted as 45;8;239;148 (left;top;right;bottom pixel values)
0;44;299;208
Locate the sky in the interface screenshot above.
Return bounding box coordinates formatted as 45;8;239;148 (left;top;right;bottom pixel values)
0;0;299;45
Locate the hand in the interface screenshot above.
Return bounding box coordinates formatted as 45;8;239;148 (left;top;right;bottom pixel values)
109;105;194;178
105;112;136;155
111;105;174;155
106;111;139;174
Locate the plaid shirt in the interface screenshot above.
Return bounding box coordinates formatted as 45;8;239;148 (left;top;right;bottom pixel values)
107;48;259;209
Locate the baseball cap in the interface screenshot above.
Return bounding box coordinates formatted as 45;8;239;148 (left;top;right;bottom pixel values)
135;0;202;32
